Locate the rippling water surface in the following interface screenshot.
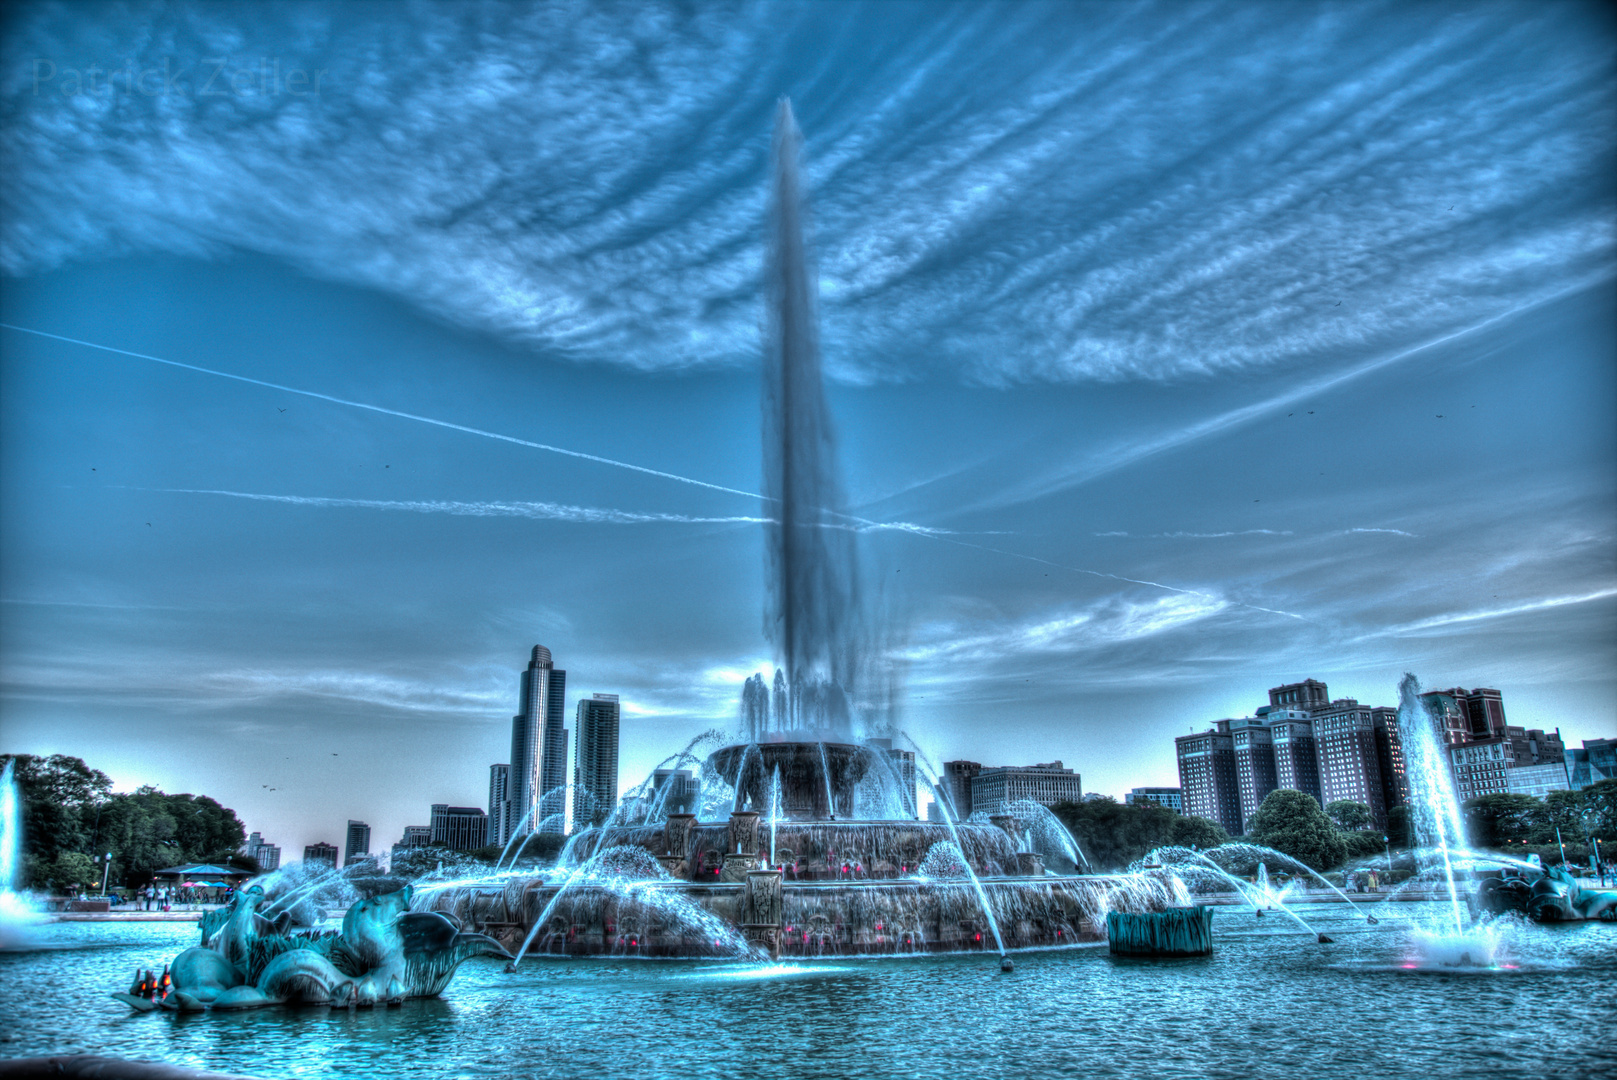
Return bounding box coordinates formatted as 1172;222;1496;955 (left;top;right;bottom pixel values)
2;902;1613;1080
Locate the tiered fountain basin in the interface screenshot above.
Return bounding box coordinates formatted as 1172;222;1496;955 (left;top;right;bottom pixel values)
418;743;1186;958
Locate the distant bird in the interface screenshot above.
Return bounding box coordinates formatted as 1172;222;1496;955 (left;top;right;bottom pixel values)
1448;205;1454;210
278;408;286;413
332;752;338;756
1334;301;1341;306
1437;415;1444;419
146;522;151;526
385;465;390;468
1307;411;1314;415
91;467;96;471
262;784;268;788
1288;413;1293;417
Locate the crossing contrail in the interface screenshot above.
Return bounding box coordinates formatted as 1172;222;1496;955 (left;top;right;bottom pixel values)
10;322;1299;619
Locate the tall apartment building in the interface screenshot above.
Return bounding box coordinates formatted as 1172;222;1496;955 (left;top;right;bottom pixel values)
573;693;621;828
344;820;371;866
1125;787;1183;811
1175;725;1241;835
1566;738;1617;790
1266;711;1322;806
969;761;1082;815
1310;701;1394;829
1230;718;1278;830
508;645;568;838
430;804;488;851
303;842;339;868
939;761;982;821
242;831;281;872
487;764;511;847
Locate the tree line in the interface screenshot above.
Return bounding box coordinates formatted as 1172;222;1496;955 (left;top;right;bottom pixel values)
1;753;249;893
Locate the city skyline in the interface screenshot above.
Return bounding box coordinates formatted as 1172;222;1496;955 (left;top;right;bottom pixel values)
2;1;1614;859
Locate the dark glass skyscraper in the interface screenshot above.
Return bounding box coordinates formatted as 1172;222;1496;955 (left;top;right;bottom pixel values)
573;693;620;828
509;644;568;838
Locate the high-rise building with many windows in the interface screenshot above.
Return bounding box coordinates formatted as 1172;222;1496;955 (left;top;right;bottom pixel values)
1266;711;1322;806
304;842;338;868
1175;725;1241;835
344;820;371;866
1125;787;1183;811
969;762;1082;815
430;804;488;851
1230;718;1278;831
1310;701;1394;830
508;645;568;838
573;693;621;828
487;763;511;847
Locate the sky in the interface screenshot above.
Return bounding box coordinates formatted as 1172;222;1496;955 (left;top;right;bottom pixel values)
1;0;1613;858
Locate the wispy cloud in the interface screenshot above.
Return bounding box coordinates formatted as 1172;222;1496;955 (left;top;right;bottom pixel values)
1095;529;1295;539
2;2;1609;385
1372;588;1617;638
901;594;1232;665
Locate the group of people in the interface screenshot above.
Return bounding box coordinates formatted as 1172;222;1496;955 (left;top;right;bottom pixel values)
1344;869;1381;893
138;883;171;911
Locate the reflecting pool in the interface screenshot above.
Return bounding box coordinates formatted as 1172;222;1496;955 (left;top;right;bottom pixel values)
2;902;1612;1080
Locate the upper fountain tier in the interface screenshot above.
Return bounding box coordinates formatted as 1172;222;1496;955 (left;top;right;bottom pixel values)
709;741;885;821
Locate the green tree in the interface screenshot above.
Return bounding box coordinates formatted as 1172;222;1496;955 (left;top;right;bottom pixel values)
1579;779;1617;841
1462;793;1541;848
48;852;98;892
0;754;113;882
1170;814;1229;850
1385;804;1412;849
1246;790;1347;870
1050;797;1178;870
1325;800;1373;831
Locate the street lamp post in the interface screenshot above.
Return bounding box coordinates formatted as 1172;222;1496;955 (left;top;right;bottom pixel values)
1383;834;1391;879
97;852;112;897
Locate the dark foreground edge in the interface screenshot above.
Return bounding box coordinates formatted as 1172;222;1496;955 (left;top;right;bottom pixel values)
0;1057;264;1080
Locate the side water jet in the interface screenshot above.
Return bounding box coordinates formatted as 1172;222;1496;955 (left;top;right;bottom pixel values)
907;742;1007;956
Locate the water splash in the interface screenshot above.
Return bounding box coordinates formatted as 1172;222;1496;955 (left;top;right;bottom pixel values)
1;760;43;946
1397;673;1467;934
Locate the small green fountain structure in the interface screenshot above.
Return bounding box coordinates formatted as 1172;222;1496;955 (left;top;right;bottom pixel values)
1106;906;1215;958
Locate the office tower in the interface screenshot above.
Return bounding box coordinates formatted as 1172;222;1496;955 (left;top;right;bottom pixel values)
1311;700;1392;829
344;820;371;866
1566;738;1617;790
1176;724;1241;835
1125;787;1183;812
488;764;511;848
242;831;281;872
430;804;489;851
303;842;339;868
969;762;1082;815
939;761;982;822
398;825;432;849
574;693;621;828
865;738;918;819
1267;712;1322;806
1230;718;1278;831
509;644;568;838
650;769;700;817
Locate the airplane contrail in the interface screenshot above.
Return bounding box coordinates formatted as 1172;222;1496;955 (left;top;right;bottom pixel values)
11;322;1298;619
148;488;773;526
0;322;763;502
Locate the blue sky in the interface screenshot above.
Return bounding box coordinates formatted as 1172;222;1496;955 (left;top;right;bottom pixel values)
1;0;1613;855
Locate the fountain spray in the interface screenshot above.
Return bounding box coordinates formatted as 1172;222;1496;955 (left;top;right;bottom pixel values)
1396;673;1467;934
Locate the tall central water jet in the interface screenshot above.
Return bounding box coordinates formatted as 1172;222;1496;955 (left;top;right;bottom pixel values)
750;98;863;739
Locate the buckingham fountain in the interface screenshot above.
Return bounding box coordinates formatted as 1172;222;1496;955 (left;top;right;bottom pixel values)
412;100;1185;962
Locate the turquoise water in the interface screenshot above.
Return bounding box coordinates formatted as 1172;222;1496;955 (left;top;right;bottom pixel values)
2;902;1613;1080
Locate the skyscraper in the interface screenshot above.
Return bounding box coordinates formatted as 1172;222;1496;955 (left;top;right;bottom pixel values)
573;693;621;828
1175;723;1241;835
1230;718;1278;830
344;820;371;866
509;645;568;838
1310;700;1393;829
487;763;511;848
1267;711;1322;806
